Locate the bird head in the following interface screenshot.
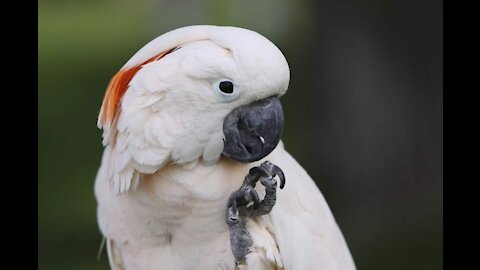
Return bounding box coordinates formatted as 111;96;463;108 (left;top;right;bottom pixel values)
98;25;290;192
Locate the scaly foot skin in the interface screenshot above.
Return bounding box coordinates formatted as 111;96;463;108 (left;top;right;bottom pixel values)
225;161;286;263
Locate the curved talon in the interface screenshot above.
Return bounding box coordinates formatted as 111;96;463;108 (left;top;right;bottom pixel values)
226;199;239;226
230;198;238;216
271;164;286;189
248;166;271;179
249;188;260;209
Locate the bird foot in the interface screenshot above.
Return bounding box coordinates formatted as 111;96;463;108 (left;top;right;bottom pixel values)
226;161;285;263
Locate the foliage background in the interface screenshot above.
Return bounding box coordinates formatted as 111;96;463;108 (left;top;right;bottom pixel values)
39;0;443;269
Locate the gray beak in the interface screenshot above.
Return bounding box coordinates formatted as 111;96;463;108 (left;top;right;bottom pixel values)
222;96;284;163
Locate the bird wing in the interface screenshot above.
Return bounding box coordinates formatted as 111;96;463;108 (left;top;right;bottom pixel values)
255;143;356;270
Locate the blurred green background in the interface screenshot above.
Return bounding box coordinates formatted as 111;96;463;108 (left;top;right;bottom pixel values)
39;0;442;269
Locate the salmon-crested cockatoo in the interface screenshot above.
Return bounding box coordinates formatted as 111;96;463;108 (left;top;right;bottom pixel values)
95;25;356;270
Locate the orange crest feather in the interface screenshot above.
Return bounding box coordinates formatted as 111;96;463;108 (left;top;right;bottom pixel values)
99;48;176;126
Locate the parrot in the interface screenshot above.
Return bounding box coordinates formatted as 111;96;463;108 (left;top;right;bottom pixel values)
94;25;356;270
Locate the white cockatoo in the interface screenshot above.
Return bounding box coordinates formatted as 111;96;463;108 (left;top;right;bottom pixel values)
95;25;356;270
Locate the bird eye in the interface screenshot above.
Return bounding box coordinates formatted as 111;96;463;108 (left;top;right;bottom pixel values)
213;79;238;102
219;81;234;94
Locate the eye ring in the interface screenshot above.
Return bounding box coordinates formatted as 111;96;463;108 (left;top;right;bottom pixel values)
213;79;238;102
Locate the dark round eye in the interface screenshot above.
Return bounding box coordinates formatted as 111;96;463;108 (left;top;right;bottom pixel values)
218;81;234;94
213;79;238;102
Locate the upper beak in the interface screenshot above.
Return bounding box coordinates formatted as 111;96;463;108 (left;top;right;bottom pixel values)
222;96;284;163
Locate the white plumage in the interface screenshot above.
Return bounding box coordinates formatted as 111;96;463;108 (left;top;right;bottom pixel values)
95;25;355;269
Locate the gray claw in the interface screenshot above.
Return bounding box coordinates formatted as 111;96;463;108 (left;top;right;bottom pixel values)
230;199;238;217
226;200;239;226
258;161;286;190
271;164;286;189
249;166;271;179
226;161;286;264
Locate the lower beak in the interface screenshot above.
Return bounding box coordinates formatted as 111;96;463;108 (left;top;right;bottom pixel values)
222;96;284;163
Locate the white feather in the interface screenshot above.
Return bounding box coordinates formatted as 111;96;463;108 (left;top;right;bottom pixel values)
202;131;224;165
